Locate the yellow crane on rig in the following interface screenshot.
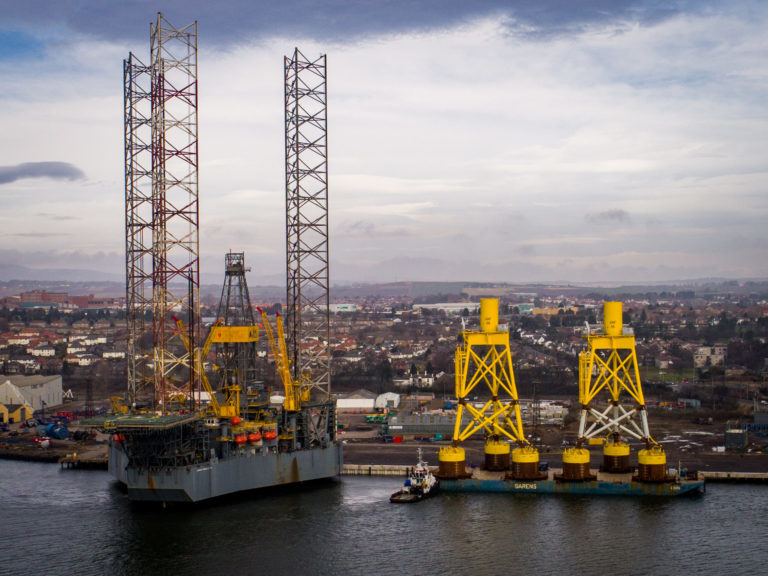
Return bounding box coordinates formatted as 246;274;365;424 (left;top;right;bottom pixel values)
172;316;259;419
257;308;310;412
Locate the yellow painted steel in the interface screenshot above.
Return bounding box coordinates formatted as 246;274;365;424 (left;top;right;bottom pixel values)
110;396;129;414
580;302;646;408
439;445;466;462
480;298;498;332
216;404;238;418
578;301;661;448
485;439;511;455
603;440;630;457
208;326;259;343
258;308;310;412
562;447;590;464
451;299;531;451
174;318;241;419
603;301;623;336
638;446;667;465
511;446;539;463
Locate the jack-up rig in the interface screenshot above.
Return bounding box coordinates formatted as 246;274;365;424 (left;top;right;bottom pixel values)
437;299;703;496
87;14;341;503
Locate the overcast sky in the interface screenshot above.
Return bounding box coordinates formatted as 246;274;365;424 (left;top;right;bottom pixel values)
0;0;766;285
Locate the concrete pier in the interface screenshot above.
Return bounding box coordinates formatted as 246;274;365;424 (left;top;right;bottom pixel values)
342;464;411;476
59;452;108;470
699;471;768;483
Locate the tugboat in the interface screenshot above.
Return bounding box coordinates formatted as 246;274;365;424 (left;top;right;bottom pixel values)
390;449;439;503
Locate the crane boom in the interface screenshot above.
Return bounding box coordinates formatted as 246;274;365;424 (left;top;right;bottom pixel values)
172;317;259;419
257;308;307;411
172;316;224;416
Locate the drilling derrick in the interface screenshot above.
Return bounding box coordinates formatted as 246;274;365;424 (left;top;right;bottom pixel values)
439;299;541;479
216;252;261;409
149;15;200;411
576;301;667;482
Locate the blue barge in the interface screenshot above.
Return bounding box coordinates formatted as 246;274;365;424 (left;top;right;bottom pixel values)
439;469;704;496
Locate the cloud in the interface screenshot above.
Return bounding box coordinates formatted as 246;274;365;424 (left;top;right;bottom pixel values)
336;220;415;239
350;202;436;217
499;0;684;39
586;209;632;224
1;1;692;49
1;2;767;284
0;30;42;60
36;213;80;221
0;162;86;185
6;233;69;238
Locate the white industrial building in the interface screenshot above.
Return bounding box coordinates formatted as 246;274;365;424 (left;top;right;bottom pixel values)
336;398;376;412
0;375;63;411
374;392;400;410
412;302;480;314
330;303;359;313
335;389;378;412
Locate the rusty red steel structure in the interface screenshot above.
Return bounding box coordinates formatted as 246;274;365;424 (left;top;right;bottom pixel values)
284;48;331;399
124;13;199;410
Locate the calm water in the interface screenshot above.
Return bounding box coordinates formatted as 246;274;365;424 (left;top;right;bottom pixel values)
1;460;767;575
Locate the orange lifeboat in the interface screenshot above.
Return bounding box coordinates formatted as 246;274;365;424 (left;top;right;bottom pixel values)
231;416;242;426
263;429;277;442
247;432;262;443
234;434;247;445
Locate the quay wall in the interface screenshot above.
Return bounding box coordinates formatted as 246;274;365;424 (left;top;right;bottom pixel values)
698;471;768;483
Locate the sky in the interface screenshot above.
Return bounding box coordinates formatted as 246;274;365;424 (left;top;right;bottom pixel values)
0;0;766;286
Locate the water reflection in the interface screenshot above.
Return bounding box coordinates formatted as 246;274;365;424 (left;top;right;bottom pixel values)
1;462;766;576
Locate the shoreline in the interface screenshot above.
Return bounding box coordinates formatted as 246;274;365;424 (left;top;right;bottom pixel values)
340;464;768;483
3;441;768;482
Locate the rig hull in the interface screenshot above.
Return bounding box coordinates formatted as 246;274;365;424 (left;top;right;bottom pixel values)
110;440;343;502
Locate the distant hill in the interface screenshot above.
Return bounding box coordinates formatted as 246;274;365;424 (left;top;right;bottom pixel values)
2;278;767;302
0;263;123;285
0;279;125;299
328;279;768;300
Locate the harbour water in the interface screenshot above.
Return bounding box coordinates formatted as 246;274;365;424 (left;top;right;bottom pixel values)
1;459;767;575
